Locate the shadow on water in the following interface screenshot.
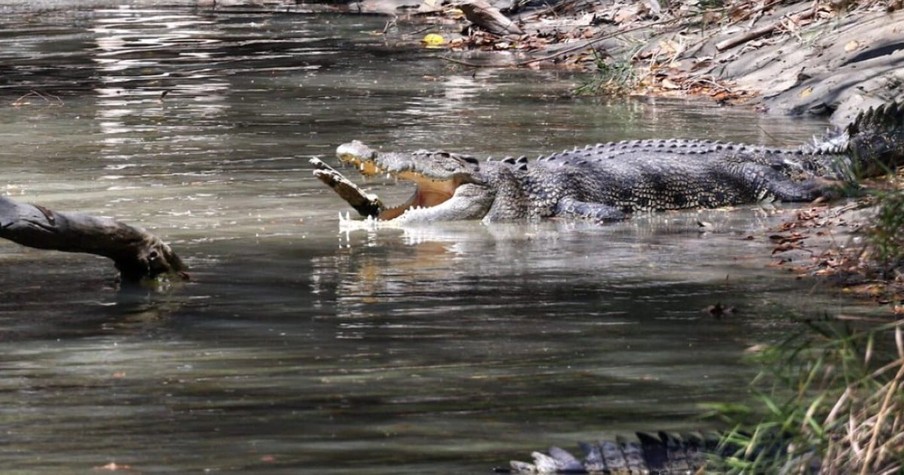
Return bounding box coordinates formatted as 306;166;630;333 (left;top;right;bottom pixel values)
0;4;871;474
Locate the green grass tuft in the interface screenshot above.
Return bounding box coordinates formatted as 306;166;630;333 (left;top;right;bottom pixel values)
574;49;640;96
710;321;904;474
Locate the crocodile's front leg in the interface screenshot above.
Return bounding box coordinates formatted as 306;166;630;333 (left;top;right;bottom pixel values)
729;161;848;203
311;158;384;218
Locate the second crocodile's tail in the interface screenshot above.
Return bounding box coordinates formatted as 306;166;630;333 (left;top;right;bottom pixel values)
845;101;904;179
504;431;722;474
808;101;904;181
501;430;812;475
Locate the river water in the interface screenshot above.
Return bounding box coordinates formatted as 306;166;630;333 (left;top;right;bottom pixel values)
0;5;860;473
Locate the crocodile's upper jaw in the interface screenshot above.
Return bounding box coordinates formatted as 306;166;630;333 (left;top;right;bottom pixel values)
336;141;495;223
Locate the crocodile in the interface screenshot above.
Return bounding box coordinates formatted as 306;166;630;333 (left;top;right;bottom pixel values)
312;102;904;224
501;431;718;474
498;431;810;475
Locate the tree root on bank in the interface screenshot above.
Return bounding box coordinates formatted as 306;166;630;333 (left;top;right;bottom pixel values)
0;196;188;285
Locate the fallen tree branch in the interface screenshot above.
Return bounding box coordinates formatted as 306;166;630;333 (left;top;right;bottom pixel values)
441;15;682;68
11;90;64;108
455;0;524;35
0;196;187;284
715;6;816;51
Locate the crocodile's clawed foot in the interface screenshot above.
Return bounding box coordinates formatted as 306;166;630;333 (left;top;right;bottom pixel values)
310;158;384;218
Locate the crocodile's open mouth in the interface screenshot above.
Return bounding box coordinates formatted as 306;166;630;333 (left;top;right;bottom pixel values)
314;141;494;223
337;147;480;220
336;151;462;220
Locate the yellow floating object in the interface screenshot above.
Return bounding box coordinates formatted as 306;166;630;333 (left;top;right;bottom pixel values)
422;33;445;47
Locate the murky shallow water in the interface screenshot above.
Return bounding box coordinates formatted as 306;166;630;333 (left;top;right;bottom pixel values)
0;5;867;473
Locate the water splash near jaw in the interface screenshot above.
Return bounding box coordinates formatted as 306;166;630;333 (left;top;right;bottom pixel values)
338;211;397;232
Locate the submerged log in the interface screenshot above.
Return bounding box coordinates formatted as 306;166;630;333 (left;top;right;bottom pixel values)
0;196;187;284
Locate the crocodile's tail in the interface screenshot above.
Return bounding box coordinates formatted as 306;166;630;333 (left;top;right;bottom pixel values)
845;101;904;179
504;431;721;474
809;101;904;181
501;430;821;475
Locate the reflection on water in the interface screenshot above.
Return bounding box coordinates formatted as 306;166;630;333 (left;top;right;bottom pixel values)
0;5;863;474
92;8;233;232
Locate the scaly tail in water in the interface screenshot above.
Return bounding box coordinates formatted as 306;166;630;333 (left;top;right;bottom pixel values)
498;430;811;474
499;431;721;474
825;101;904;180
787;101;904;181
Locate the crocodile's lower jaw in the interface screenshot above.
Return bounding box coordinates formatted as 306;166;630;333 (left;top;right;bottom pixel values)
340;181;495;225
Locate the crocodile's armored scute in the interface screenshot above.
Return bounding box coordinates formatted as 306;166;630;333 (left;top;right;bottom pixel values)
318;102;904;224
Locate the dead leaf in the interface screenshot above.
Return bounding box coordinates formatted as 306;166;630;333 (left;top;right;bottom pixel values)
661;78;681;90
768;233;805;243
772;242;801;254
744;343;769;353
658;39;685;56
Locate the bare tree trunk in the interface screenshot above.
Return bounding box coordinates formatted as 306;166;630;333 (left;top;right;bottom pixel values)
0;196;187;284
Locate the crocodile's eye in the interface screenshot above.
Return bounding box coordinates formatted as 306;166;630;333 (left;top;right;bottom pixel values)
461;156;479;165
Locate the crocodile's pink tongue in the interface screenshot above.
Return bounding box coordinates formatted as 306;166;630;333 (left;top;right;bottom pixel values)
416;187;453;207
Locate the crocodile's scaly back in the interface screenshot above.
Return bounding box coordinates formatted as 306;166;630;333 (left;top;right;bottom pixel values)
481;139;844;222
